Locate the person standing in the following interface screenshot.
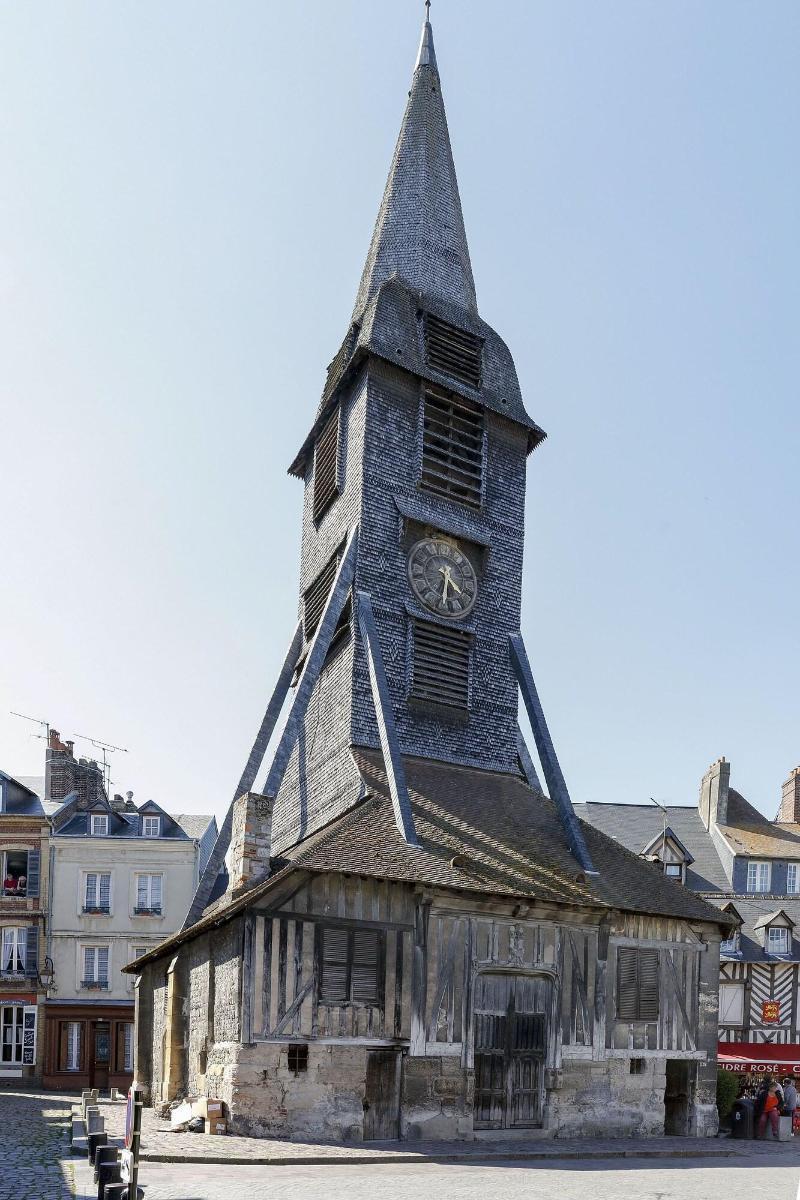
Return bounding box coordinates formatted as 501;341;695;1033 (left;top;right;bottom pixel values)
782;1076;797;1134
757;1081;782;1140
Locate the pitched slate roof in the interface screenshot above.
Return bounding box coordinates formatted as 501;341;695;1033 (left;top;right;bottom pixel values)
573;802;730;892
0;771;48;818
708;895;800;962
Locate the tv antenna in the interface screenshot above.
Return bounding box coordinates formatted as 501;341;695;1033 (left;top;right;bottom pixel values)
75;733;129;796
649;797;669;872
10;711;50;741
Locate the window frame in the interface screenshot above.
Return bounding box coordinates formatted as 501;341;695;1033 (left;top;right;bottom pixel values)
81;943;110;989
615;947;660;1022
0;1004;25;1065
746;860;771;893
316;925;384;1007
663;862;683;880
90;813;109;837
2;849;29;897
787;863;800;894
142;815;161;838
0;927;27;974
82;871;112;915
719;982;745;1025
767;926;790;955
133;873;163;916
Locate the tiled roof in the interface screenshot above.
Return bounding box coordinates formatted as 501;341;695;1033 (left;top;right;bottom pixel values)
715;790;800;857
171;813;217;841
128;751;731;974
574;802;730;892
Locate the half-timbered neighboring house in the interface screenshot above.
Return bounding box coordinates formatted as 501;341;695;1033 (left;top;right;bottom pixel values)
579;758;800;1082
126;12;730;1140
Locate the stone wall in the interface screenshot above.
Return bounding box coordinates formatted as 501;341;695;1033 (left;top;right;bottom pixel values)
547;1057;667;1138
401;1055;473;1140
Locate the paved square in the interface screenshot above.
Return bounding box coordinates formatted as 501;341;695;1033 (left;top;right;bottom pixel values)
0;1088;76;1200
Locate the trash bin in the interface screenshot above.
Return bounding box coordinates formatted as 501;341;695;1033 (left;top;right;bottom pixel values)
731;1097;755;1139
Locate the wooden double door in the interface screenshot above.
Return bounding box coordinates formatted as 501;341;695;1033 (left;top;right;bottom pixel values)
473;973;550;1129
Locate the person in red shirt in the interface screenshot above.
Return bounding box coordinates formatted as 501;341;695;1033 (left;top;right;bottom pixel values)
2;875;16;895
758;1081;781;1140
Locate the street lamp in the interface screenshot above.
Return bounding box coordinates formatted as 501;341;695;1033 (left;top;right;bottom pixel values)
38;956;55;990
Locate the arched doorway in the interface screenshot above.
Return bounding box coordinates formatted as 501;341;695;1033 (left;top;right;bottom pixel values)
473;972;551;1129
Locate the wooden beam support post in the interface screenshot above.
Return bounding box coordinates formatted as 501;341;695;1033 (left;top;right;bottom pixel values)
356;590;419;846
508;633;597;876
182;618;305;930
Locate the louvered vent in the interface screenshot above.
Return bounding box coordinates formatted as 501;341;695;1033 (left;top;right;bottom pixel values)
421;389;484;509
616;948;660;1022
411;618;471;709
424;313;483;389
312;405;340;521
320;926;349;1003
319;926;381;1005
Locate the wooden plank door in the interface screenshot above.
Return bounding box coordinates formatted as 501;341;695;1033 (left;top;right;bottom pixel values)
363;1050;401;1140
473;974;548;1130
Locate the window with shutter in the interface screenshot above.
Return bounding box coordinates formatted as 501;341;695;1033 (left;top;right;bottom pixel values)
318;925;383;1005
302;550;352;646
84;872;111;913
312;405;340;521
424;314;483;390
421;388;484;509
616;947;660;1021
411;618;472;709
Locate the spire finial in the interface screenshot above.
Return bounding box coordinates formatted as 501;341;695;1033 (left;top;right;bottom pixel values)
415;1;437;70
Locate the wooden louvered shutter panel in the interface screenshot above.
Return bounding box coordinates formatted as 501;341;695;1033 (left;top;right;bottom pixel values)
320;927;350;1003
616;947;638;1021
351;930;380;1004
638;949;660;1021
26;848;40;898
25;926;39;978
412;618;471;709
313;406;340;521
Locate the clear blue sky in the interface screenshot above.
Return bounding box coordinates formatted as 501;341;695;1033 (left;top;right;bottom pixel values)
1;1;798;823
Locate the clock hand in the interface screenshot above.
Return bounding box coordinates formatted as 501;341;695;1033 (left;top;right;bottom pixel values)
443;566;463;596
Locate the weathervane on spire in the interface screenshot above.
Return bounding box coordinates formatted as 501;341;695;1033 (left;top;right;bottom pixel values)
425;0;431;19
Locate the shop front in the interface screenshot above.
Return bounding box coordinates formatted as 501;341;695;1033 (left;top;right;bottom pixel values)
0;993;39;1080
43;1000;134;1093
719;1042;800;1130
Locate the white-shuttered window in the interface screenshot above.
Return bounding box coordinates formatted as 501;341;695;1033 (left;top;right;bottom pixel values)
719;984;744;1025
616;948;659;1021
82;945;109;987
84;873;111;913
135;875;163;914
318;926;382;1005
746;861;771;893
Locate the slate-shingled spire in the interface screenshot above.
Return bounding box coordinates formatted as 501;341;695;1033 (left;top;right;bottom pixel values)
351;10;477;321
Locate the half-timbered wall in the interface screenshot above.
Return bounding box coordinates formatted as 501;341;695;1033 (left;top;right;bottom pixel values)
719;960;800;1044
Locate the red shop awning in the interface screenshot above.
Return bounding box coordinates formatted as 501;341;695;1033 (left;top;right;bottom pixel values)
718;1042;800;1074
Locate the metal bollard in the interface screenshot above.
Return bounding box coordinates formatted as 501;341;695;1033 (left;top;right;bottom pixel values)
87;1131;108;1164
94;1145;119;1183
97;1161;122;1199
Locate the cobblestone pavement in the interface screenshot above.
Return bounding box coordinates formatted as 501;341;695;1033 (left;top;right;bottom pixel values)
126;1154;800;1200
95;1098;800;1166
0;1088;77;1200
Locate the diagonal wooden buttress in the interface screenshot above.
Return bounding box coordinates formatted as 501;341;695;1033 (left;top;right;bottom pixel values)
183;528;359;930
509;632;598;876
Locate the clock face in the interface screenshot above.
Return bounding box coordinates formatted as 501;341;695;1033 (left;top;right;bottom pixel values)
407;538;477;619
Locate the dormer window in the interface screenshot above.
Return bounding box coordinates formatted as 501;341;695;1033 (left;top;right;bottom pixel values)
767;926;790;955
663;863;683;880
746;861;771;893
90;814;108;837
720;930;741;956
142;816;161;838
640;827;692;886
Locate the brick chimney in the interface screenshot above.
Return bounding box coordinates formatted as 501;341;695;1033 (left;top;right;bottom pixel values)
45;730;107;807
229;792;273;895
779;767;800;824
698;757;730;830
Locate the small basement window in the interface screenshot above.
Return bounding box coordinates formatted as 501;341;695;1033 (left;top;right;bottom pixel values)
411;618;472;710
312;405;340;521
629;1058;646;1075
421;388;484;509
287;1044;309;1074
424;313;483;390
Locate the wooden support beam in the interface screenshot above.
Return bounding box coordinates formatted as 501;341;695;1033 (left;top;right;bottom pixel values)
263;527;359;799
182;619;305;930
356;590;419;846
508;633;597;876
